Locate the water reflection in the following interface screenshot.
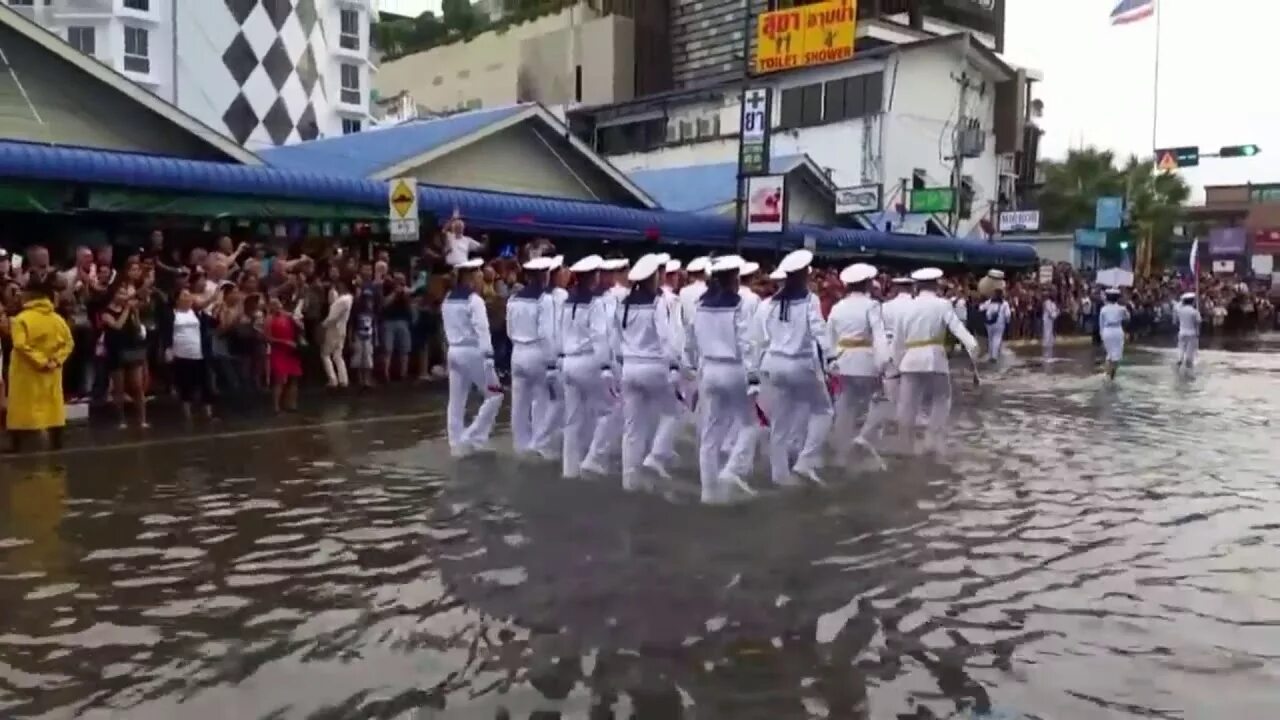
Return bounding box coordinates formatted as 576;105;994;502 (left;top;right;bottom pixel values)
1;345;1279;718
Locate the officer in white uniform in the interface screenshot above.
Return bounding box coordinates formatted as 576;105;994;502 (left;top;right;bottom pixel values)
506;256;558;457
754;249;833;486
531;256;568;459
686;256;759;504
858;276;913;450
892;267;979;457
558;255;611;478
1041;293;1060;355
1175;291;1200;371
826;263;891;468
581;258;629;475
442;258;504;457
980;284;1012;364
612;254;683;491
1098;287;1129;380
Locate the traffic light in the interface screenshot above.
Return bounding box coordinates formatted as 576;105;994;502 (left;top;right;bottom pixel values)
1119;241;1129;250
1220;144;1261;158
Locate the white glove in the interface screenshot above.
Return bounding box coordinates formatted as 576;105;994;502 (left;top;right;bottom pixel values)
601;367;620;399
668;366;682;386
484;356;502;392
746;372;761;397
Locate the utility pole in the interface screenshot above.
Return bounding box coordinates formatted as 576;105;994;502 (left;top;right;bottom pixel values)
947;70;979;236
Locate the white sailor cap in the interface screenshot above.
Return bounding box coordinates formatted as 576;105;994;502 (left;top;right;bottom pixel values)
911;267;944;282
778;249;814;274
687;256;711;274
769;268;786;281
1104;287;1122;297
628;254;663;282
654;252;671;265
600;258;629;271
710;256;743;274
987;269;1006;280
523;256;555;271
570;254;603;273
891;276;915;285
839;263;878;285
718;254;745;267
664;258;683;273
740;261;760;277
1180;291;1196;301
549;255;565;270
454;258;483;270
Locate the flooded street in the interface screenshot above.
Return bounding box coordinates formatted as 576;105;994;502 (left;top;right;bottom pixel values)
2;340;1280;719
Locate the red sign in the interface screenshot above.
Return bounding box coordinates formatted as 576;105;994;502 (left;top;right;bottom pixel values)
1254;229;1280;253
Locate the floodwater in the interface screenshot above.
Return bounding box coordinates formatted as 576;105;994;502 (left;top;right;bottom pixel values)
2;339;1280;719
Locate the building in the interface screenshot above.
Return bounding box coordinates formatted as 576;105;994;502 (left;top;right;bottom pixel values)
567;33;1039;238
1186;183;1280;275
5;0;377;148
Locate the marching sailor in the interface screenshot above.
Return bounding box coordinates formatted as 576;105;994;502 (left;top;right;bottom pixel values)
506;256;558;458
612;254;684;491
738;260;763;317
686;256;760;504
581;258;629;475
891;267;980;457
678;257;711;329
857;276;913;450
558;255;612;478
754;249;834;486
826;263;891;468
979;273;1011;364
1098;287;1129;380
1175;291;1200;372
1041;292;1060;355
531;256;569;459
442;258;504;458
602;258;631;307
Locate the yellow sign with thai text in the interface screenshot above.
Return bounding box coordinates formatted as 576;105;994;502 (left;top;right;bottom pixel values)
754;0;857;75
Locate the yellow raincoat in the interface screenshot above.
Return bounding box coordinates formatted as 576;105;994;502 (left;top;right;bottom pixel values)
6;298;73;431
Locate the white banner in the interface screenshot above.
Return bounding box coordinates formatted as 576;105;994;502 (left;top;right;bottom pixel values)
1251;254;1274;276
1212;259;1235;274
745;175;786;234
998;210;1041;233
834;184;881;215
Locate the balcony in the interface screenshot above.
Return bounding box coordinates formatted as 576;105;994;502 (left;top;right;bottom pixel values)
118;0;161;24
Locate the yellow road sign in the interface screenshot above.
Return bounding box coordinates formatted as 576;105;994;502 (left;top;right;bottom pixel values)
390;178;416;219
1156;151;1178;173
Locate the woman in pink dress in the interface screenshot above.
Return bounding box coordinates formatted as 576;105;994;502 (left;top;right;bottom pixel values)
264;297;301;413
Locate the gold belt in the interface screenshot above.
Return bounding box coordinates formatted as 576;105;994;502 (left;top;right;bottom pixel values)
837;337;872;349
904;335;945;349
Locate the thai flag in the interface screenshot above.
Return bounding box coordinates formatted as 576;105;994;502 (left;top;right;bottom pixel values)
1111;0;1154;25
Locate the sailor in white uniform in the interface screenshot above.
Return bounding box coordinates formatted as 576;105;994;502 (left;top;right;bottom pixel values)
1175;291;1200;372
612;254;684;491
442;258;505;457
652;256;688;465
891;267;980;457
676;256;710;412
506;256;558;457
719;260;763;453
1041;293;1060;355
858;276;913;449
686;256;760;504
531;256;568;458
826;263;891;468
1098;287;1130;380
979;282;1012;365
754;249;833;486
580;258;629;475
602;258;631;307
558;255;611;478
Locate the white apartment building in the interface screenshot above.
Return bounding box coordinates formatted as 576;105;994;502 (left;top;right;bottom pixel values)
570;33;1038;237
6;0;376;148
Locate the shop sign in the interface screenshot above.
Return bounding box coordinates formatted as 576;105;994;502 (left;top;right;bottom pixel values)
909;187;955;214
745;175;787;233
754;0;856;75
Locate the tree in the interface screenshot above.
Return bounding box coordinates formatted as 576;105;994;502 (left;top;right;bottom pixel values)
1036;146;1189;273
441;0;479;36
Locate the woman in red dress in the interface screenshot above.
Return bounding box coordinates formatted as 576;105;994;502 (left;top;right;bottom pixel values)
264;297;301;413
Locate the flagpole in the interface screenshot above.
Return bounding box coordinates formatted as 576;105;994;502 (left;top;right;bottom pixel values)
1151;0;1161;151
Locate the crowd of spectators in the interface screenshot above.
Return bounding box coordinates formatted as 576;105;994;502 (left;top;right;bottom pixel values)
1;227;1277;446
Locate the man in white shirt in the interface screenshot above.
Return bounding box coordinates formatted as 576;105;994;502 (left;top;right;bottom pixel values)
443;214;485;268
1041;294;1060;355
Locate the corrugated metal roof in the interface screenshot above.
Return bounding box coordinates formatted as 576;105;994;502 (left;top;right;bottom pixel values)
260;104;531;178
627;155;810;213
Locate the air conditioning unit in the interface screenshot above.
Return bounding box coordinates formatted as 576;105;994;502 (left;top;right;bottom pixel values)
957;126;986;158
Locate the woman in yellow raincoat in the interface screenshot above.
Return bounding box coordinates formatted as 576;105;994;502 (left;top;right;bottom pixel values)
6;277;73;452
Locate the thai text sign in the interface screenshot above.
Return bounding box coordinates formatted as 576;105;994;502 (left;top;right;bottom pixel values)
754;0;856;75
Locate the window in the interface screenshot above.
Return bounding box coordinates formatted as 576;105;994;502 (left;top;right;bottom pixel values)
67;26;95;55
123;26;149;73
340;63;360;105
342;118;362;135
123;0;149;10
823;72;884;122
598;118;667;155
7;0;35;6
339;9;360;50
574;65;582;103
778;82;823;129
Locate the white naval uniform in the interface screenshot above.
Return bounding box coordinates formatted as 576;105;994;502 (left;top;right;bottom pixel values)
890;289;979;456
754;286;833;485
677;279;708;411
506;283;558;457
980;298;1011;362
657;284;689;457
722;285;763;452
1176;303;1200;369
825;291;891;461
864;293;912;445
583;288;626;471
612;287;683;490
1041;298;1060;353
442;286;504;456
686;286;761;503
1099;302;1129;363
534;286;569;456
558;289;613;478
